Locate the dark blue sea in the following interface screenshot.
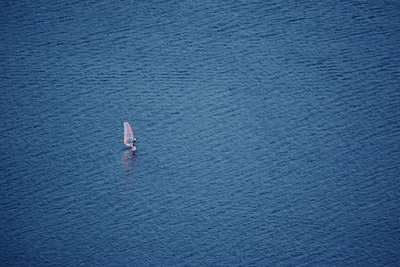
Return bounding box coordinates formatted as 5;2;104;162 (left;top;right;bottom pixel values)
1;1;400;266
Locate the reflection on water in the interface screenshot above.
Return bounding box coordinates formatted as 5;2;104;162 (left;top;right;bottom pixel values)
122;149;136;173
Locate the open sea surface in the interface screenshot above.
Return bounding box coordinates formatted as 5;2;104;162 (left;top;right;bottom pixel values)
1;1;400;266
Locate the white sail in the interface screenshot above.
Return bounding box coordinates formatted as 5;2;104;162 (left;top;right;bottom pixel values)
123;121;135;147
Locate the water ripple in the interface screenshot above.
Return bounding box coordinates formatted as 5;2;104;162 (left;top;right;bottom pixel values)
1;0;400;266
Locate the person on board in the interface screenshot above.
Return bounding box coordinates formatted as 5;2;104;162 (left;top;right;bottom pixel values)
131;138;137;151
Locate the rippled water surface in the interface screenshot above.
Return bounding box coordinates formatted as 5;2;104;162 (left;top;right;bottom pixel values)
1;1;400;266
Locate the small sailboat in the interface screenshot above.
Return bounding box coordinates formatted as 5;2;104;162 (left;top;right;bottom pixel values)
124;121;136;151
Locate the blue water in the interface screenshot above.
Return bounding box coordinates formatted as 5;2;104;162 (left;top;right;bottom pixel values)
1;1;400;266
